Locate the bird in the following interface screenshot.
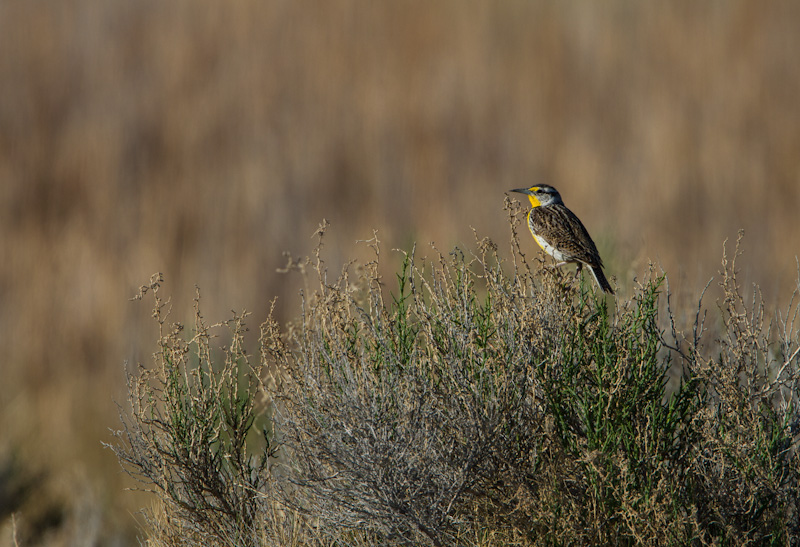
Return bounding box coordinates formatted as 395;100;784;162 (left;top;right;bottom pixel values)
511;184;614;294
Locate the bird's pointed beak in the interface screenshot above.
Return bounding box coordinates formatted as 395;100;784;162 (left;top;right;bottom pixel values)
510;187;533;196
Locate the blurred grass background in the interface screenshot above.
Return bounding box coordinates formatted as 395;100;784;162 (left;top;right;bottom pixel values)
1;0;799;544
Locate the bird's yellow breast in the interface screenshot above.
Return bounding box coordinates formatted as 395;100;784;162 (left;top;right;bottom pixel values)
527;194;541;208
528;210;568;262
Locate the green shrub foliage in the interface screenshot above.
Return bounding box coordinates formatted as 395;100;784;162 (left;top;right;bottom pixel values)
114;225;800;546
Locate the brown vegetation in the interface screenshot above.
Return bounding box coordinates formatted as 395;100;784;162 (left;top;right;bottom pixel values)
1;1;800;544
111;224;800;545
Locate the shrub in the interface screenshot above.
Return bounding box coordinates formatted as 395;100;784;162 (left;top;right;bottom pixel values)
675;235;800;544
109;275;278;546
112;219;800;546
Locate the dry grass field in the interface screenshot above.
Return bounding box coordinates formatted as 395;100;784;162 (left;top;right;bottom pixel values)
1;1;799;544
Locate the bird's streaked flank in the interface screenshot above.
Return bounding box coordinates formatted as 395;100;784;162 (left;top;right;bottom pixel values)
511;184;614;294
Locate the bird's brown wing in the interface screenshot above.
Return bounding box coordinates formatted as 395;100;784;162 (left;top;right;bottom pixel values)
529;204;604;267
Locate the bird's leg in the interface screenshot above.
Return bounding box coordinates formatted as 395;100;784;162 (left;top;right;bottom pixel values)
574;263;583;280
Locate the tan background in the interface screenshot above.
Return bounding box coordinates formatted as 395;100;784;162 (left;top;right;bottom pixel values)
2;1;799;543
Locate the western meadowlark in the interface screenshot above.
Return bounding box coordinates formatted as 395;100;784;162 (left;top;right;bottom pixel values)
511;184;614;294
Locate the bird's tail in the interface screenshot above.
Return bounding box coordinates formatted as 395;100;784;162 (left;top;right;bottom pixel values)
588;264;614;294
